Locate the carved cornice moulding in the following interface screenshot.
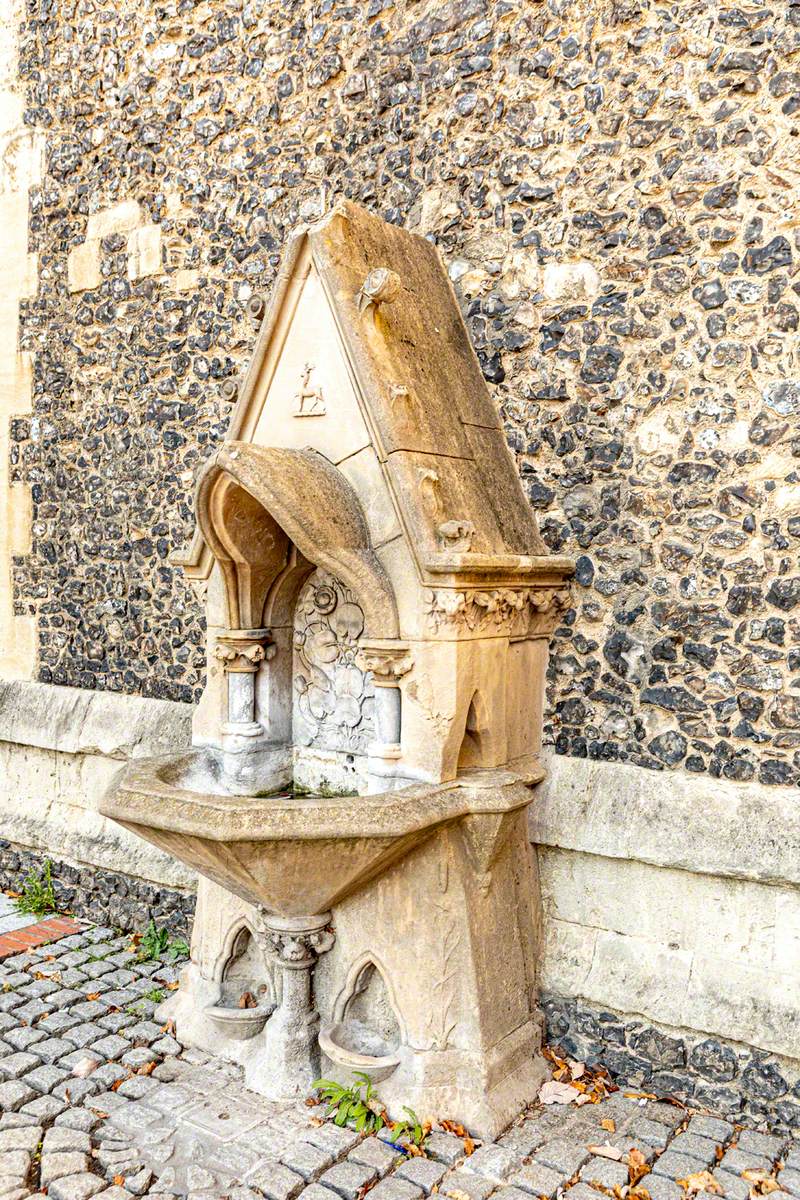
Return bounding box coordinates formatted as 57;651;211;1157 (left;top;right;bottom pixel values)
424;586;571;638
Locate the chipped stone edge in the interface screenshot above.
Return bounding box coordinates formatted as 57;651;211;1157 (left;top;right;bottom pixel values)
0;679;192;759
531;751;800;888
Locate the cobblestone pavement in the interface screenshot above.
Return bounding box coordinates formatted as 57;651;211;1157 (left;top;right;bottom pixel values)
0;923;798;1200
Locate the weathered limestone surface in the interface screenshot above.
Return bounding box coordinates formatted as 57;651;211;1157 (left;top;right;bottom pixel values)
0;680;194;887
0;0;40;680
532;753;800;1081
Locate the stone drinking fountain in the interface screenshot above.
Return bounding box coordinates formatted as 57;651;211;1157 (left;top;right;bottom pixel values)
101;201;573;1139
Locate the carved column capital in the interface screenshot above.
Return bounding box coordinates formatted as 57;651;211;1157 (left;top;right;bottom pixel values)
255;911;335;970
215;627;274;673
356;640;413;686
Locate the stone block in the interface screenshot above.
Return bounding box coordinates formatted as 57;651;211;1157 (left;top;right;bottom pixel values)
668;1133;720;1166
347;1138;400;1175
394;1157;448;1194
0;1081;35;1111
422;1132;465;1166
127;225;162;280
626;1117;673;1150
248;1162;306;1200
67;241;101;293
304;1124;362;1156
23;1063;70;1094
0;1051;40;1079
43;1126;92;1154
40;1150;91;1184
0;1149;29;1177
509;1161;565;1198
579;1156;629;1189
48;1173;107;1199
0;1125;40;1153
463;1144;518;1183
533;1137;589;1177
33;1037;75;1064
280;1140;337;1181
652;1150;709;1180
318;1161;377;1200
737;1131;787;1160
714;1170;751;1200
86;200;142;241
21;1092;68;1121
492;1189;535;1200
367;1181;423;1200
441;1169;496;1200
686;1116;734;1144
641;1176;684;1200
778;1170;800;1197
719;1148;772;1175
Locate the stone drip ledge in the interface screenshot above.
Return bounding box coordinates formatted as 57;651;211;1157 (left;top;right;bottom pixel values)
0;840;195;938
0;678;192;759
543;993;800;1136
532;752;800;888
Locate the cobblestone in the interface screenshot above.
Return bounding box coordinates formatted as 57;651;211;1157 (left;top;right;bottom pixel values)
0;921;797;1200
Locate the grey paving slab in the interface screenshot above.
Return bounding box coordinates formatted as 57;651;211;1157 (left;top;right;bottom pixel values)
0;894;36;935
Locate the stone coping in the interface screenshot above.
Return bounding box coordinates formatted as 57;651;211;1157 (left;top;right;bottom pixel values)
532;752;800;888
0;678;192;759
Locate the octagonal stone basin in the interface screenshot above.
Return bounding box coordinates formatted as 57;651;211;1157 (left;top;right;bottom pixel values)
100;748;542;918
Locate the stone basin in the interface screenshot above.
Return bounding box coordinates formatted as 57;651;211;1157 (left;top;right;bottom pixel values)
100;747;542;918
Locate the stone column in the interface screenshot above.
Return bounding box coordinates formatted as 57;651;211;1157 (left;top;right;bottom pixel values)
214;628;273;737
357;641;412;793
255;912;335;1098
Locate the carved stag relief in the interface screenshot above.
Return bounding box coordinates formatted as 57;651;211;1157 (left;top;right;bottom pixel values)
294;363;325;417
292;570;375;754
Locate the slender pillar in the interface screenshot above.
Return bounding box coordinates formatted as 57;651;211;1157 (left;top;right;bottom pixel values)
214;627;273;737
254;912;335;1097
357;640;413;793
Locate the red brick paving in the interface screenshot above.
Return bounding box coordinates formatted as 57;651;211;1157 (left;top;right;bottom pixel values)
0;915;83;960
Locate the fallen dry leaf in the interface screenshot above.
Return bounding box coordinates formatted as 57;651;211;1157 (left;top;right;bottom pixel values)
114;1176;125;1187
539;1080;581;1106
677;1171;723;1195
167;981;179;991
742;1171;780;1196
628;1148;650;1185
568;1060;586;1080
588;1143;624;1162
624;1091;658;1101
85;992;100;1001
72;1056;100;1078
137;1061;156;1076
602;1119;617;1133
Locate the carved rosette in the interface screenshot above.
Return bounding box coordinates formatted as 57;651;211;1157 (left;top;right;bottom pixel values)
423;587;571;638
215;628;274;673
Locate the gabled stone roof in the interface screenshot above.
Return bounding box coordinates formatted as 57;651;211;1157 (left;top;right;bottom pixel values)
179;201;571;589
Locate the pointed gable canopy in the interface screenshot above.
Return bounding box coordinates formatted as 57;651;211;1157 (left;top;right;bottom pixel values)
177;201;572;613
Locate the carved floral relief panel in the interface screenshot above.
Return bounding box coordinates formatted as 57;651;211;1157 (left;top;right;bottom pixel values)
292;569;375;755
